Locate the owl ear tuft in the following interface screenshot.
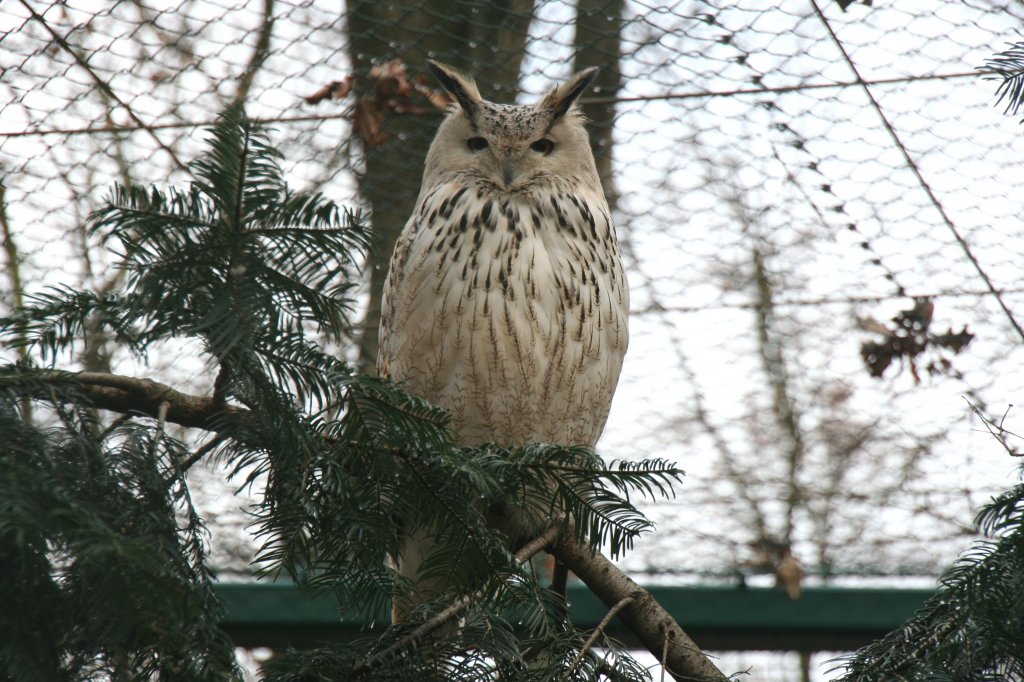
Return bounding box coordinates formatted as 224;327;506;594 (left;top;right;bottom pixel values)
428;61;482;120
538;67;599;121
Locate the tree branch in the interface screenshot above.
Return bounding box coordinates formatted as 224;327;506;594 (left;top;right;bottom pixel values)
563;595;634;679
40;370;252;433
549;529;728;682
19;0;189;174
232;0;275;107
0;179;32;420
179;434;228;472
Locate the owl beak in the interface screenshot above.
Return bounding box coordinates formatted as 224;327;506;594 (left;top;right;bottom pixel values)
501;155;517;188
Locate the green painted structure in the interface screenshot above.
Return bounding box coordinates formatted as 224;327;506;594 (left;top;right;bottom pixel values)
216;583;933;651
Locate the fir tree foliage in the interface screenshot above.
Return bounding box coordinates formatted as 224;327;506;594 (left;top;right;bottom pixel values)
835;467;1024;680
7;104;367;412
984;41;1024;118
262;605;653;682
0;108;685;680
0;381;240;680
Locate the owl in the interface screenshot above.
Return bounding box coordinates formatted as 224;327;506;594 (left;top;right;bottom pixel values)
378;61;629;618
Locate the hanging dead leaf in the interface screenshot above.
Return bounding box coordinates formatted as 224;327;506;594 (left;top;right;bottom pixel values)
858;298;973;381
306;59;450;147
305;75;354;105
369;59;414;99
414;74;454;109
932;326;974;353
353;98;388;147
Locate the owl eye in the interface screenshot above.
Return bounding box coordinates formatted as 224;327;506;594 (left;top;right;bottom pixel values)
530;138;555;155
466;136;489;152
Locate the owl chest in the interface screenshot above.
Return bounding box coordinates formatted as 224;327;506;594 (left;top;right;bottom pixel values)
401;187;619;351
383;183;628;446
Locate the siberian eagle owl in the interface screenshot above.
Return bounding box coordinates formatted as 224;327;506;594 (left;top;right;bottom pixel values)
378;61;629;618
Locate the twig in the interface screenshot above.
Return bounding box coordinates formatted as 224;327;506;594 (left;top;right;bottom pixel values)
661;631;670;682
0;180;26;322
179;434;228;472
547;519;728;682
156;400;169;428
562;595;635;680
0;179;32;421
96;412;134;441
901;616;961;669
513;525;563;564
149;400;170;458
750;241;805;543
964;398;1021;457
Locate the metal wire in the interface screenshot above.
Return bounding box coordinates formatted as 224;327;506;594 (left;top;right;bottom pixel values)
2;0;1022;608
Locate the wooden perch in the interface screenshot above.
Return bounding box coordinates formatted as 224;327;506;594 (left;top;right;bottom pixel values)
548;525;728;682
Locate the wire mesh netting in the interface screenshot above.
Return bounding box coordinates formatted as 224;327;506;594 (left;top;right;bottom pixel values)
2;0;1023;635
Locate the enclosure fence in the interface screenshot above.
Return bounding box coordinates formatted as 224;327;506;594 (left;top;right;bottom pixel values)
3;1;1024;678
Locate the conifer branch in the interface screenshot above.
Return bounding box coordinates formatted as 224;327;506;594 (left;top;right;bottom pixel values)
983;41;1024;116
10;360;732;680
0;105;715;680
354;525;561;675
179;434;228;472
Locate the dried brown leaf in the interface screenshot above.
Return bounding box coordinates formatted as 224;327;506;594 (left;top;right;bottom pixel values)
305;75;354;105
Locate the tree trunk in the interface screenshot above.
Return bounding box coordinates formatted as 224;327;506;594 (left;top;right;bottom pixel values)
573;0;623;211
345;1;535;374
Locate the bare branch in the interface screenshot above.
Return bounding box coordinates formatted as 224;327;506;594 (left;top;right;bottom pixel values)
965;398;1021;458
810;0;1024;343
18;0;189;174
0;179;31;420
750;241;805;543
179;434;228;472
38;370;252;433
28;368;727;679
232;0;275;107
149;400;170;458
563;595;635;680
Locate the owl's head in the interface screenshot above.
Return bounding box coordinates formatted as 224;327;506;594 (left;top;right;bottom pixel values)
422;61;601;192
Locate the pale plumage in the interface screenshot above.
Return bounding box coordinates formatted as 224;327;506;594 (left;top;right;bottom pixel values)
378;61;629;615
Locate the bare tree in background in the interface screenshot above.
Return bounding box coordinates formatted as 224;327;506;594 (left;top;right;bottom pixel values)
4;2;260;377
573;0;623;210
658;158;974;591
345;1;536;374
